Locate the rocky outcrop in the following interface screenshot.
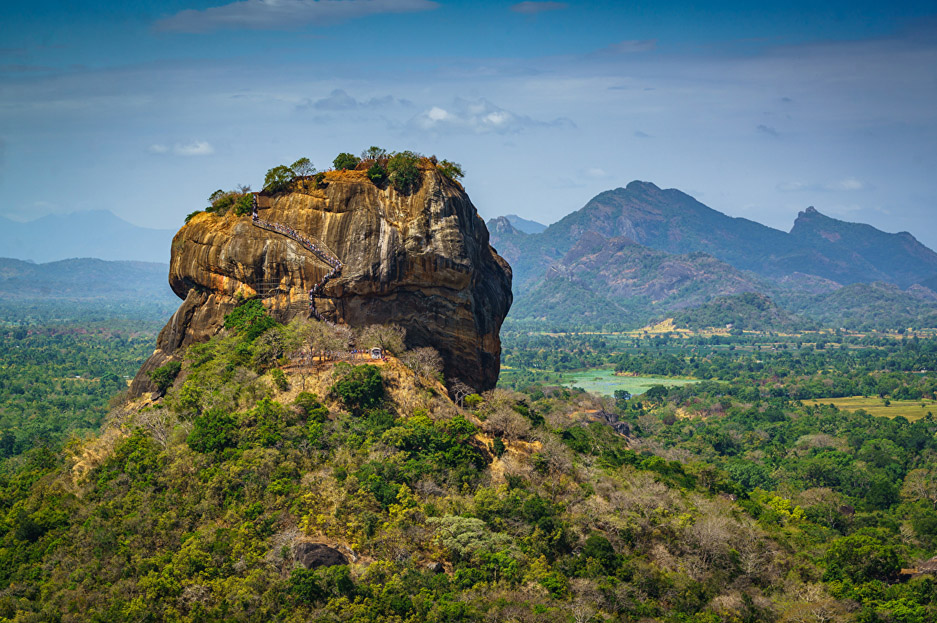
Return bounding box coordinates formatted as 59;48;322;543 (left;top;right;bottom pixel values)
131;165;512;395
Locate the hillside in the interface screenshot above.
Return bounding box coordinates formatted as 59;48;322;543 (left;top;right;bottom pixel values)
509;232;766;328
0;210;174;264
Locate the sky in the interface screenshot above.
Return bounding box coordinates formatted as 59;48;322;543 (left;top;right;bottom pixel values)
1;0;936;248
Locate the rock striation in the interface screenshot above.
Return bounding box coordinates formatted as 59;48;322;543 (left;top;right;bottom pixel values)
131;165;512;395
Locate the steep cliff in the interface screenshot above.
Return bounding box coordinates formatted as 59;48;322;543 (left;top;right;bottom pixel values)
131;164;512;394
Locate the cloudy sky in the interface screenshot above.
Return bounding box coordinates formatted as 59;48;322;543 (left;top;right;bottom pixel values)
2;0;936;247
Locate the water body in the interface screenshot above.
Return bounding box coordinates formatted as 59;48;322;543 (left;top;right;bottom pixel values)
562;368;699;397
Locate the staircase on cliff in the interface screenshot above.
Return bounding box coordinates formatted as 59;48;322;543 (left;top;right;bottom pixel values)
250;194;343;320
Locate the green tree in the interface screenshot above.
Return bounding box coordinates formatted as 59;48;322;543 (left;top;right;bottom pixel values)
332;152;360;171
361;146;387;161
387;151;421;193
187;408;238;454
437;159;464;181
331;364;384;415
263;165;294;193
824;531;902;582
291;157;315;186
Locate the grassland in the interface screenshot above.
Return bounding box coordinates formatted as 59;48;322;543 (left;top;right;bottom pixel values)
805;396;937;421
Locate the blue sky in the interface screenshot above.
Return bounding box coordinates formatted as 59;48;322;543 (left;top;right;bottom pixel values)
2;0;936;249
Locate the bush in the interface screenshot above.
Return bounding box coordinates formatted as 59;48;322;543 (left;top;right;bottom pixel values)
331;365;384;415
437;159;464;181
332;152;360;171
184;210;202;224
387;151;421;193
294;392;329;423
148;360;182;394
224;299;278;342
263;165;294;193
270;368;289;391
233;194;254;216
187;408;238;453
367;161;387;184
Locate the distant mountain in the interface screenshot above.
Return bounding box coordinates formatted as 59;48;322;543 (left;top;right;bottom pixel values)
0;257;175;301
493;181;937;331
503;214;547;234
790;207;937;288
0;210;174;263
509;231;766;328
492;181;937;289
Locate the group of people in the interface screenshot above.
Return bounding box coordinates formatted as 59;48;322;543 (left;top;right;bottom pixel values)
250;195;343;320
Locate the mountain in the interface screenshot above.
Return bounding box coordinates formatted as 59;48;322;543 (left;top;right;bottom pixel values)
509;231;766;328
790;207;937;288
492;181;937;331
503;213;547;234
0;257;174;301
492;181;937;290
0;210;174;263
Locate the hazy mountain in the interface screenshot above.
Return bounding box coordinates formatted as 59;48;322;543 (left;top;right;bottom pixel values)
0;257;174;301
493;181;937;330
0;210;174;263
492;181;937;289
503;213;547;234
790;207;937;287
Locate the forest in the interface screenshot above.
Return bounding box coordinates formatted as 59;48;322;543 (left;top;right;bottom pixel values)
1;306;937;621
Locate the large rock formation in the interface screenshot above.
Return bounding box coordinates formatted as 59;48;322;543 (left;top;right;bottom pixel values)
131;165;512;394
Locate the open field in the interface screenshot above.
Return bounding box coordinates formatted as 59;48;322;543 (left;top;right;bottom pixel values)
805;396;937;421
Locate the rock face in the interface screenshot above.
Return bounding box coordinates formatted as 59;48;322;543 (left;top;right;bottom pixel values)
130;165;512;394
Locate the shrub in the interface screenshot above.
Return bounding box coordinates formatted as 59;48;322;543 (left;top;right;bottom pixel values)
367;161;387;184
331;365;384;415
294;392;329;423
270;368;289;391
387;151;421;193
437;159;464;181
187;408;238;453
148;360;182;394
332;152;360;171
224;299;278;342
233;193;254;216
184;210;202;224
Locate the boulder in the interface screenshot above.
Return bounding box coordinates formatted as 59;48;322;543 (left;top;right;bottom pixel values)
130;165;512;395
292;542;348;569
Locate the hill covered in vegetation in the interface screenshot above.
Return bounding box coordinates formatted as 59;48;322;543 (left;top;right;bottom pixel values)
5;302;937;621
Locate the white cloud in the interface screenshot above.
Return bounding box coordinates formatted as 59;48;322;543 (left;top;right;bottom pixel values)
157;0;439;33
510;2;567;14
409;98;573;134
147;141;215;156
